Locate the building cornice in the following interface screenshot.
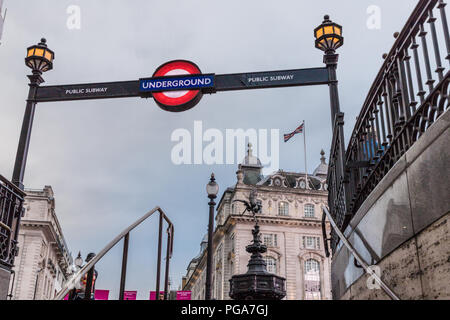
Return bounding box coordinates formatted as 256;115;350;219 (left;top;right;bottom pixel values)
228;214;323;228
234;183;328;197
20;220;71;272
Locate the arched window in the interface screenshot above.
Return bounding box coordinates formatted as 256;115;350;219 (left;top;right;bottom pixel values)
304;259;321;300
278;202;289;216
265;256;277;274
304;204;315;218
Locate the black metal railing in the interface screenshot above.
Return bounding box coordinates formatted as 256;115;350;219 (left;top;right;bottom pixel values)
0;175;25;269
54;207;174;301
328;0;450;253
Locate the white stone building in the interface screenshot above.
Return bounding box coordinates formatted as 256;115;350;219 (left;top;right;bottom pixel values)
183;145;332;300
9;186;72;300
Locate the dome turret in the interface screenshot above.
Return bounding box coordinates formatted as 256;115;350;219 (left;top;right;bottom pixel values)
313;150;329;177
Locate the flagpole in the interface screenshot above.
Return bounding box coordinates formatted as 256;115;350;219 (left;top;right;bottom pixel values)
303;120;308;189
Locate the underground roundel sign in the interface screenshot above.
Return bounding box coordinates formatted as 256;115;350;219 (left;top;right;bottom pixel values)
140;60;215;112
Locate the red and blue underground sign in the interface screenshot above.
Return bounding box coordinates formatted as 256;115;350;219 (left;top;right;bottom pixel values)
140;60;215;112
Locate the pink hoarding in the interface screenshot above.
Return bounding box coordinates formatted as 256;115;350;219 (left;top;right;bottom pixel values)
176;291;192;300
149;291;165;300
94;290;109;300
123;291;137;300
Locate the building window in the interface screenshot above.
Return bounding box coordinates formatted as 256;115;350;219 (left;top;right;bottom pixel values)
278;202;289;216
263;234;278;247
304;259;321;300
257;199;263;214
304;204;315;218
232;204;236;215
265;256;277;274
302;236;321;250
230;234;235;253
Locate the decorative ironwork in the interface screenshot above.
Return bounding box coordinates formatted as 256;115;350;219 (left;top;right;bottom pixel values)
327;0;450;253
0;175;25;269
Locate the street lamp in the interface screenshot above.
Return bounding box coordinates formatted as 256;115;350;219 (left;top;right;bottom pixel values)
205;173;219;300
74;252;83;268
314;15;344;54
12;38;54;190
25;38;55;74
69;252;98;300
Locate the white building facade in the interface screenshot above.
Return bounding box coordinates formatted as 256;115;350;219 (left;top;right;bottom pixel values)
183;146;332;300
9;186;72;300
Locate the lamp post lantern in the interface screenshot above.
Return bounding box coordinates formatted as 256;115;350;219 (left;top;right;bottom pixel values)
74;251;83;268
205;173;219;300
12;38;54;190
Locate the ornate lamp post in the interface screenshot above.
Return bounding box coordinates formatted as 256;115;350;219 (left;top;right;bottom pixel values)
314;15;348;230
229;190;286;300
74;252;83;269
205;173;219;300
12;38;54;190
68;252;97;300
68;252;84;300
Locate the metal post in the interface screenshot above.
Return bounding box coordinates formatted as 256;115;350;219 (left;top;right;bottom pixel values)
119;233;130;300
163;226;172;300
84;267;95;300
324;52;341;129
12;72;44;190
7;270;15;300
68;288;77;300
155;211;163;300
324;50;350;227
205;196;216;300
325;52;347;175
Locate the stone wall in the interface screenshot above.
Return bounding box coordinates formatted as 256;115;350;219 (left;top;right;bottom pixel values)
0;267;10;300
332;109;450;300
340;213;449;300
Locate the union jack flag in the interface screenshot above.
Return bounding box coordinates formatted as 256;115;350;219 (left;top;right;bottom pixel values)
284;123;304;142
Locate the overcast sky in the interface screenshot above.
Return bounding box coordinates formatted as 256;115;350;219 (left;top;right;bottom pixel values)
0;0;418;299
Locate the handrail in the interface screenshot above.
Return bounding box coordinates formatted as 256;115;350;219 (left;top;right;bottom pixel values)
54;206;174;300
0;221;11;232
322;206;400;300
0;174;26;197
